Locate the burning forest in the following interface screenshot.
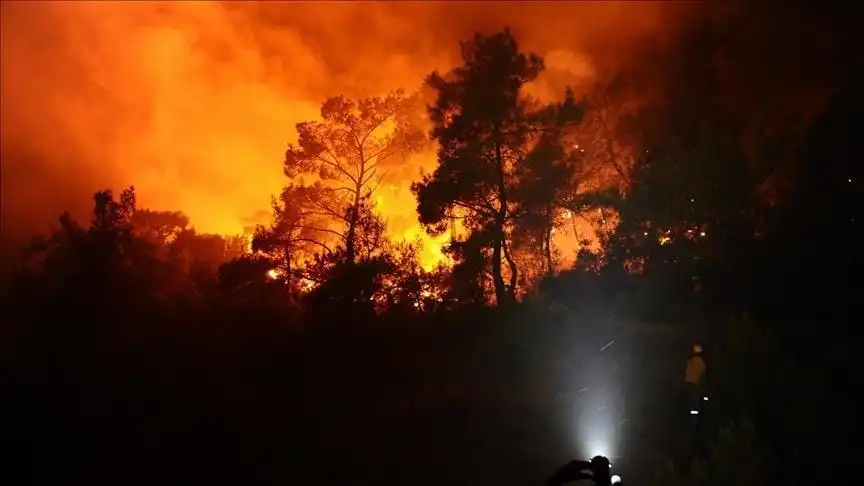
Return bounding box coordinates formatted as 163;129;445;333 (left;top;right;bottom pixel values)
1;2;861;485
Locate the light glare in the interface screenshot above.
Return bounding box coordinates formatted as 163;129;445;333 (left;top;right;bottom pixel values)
587;440;611;460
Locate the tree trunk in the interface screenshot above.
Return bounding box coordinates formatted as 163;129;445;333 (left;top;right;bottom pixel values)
492;131;515;305
345;149;365;264
285;250;292;282
544;206;554;274
491;227;507;305
502;235;518;299
345;188;360;264
544;227;553;274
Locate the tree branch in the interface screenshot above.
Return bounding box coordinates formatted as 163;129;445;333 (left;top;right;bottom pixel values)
292;237;334;255
309;201;350;224
361;115;391;146
314;153;359;185
501;235;518;293
303;226;347;241
361;167;379;187
366;169;389;196
454;200;494;217
320;186;356;194
365;145;396;168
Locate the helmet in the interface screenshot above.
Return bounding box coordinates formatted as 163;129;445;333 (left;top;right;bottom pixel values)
693;344;703;354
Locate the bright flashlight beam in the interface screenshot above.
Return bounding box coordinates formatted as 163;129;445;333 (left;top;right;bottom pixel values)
703;396;708;401
690;410;699;415
587;441;611;459
611;474;622;485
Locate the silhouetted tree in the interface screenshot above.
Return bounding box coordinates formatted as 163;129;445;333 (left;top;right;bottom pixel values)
375;241;451;314
414;29;583;304
168;229;247;293
590;25;774;318
252;183;334;285
443;231;492;306
511;100;588;277
283;91;425;264
130;209;189;245
568;72;641;193
12;186;193;346
298;203;436;319
217;254;281;299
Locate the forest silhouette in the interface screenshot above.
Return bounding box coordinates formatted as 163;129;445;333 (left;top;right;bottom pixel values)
2;6;862;485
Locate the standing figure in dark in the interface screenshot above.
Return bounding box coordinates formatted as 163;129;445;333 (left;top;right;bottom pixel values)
684;343;707;414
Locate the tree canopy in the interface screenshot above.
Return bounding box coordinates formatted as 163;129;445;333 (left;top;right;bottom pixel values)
280;90;425;264
413;29;586;304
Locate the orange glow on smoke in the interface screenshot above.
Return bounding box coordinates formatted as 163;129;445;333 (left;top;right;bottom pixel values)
1;2;680;269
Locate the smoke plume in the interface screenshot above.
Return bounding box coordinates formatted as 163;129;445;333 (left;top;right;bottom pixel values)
0;2;684;245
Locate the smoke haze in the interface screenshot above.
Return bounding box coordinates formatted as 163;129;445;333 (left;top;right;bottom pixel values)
2;1;854;272
0;2;683;244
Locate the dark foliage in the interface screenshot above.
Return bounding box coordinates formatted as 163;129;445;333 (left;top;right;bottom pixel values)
2;23;860;486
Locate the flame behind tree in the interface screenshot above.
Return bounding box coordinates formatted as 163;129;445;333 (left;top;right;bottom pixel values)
511;123;582;277
252;183;333;286
413;29;586;305
130;209;190;246
280;90;426;265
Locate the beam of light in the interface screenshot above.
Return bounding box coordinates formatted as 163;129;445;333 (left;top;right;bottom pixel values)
611;474;622;485
585;438;612;460
703;396;708;401
574;395;618;460
690;409;699;415
571;335;630;461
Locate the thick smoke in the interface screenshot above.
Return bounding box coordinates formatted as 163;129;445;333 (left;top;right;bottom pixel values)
0;1;684;249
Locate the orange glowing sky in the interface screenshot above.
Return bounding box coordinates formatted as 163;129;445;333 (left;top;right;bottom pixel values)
0;1;691;268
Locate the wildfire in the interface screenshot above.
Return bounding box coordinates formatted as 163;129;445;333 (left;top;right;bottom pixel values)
2;2;670;273
659;232;672;245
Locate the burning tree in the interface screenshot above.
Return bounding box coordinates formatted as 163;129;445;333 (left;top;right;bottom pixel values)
252;183;333;285
280;91;426;265
413;29;585;305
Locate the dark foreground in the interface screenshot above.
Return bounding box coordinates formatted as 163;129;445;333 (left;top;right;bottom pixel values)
10;317;699;485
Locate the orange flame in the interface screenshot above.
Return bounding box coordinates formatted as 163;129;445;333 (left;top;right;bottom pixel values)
1;2;681;270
